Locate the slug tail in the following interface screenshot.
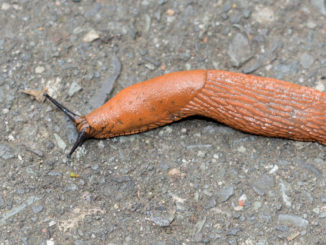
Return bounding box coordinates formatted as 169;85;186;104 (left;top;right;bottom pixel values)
44;93;91;158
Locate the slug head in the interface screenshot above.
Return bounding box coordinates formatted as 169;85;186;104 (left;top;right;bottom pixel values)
44;93;91;158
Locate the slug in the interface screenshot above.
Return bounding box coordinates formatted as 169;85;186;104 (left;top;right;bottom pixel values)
44;70;326;157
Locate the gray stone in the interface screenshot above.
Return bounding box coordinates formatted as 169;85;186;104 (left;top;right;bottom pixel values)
68;82;82;97
243;9;251;18
300;52;314;68
205;197;216;209
89;55;121;109
158;0;168;5
48;171;63;177
64;119;78;144
228;238;238;245
53;133;67;150
321;195;326;203
150;211;175;227
32;205;43;214
228;33;252;67
217;186;234;202
276;225;289;232
0;87;4;102
84;3;102;18
0;144;14;160
66;183;78;191
227;227;242;236
230;15;241;24
0;194;4;208
273;61;298;79
319;212;326;218
251;174;274;196
299;160;322;178
311;0;326;16
194;216;206;234
223;2;233;12
35;66;45;74
278;214;309;228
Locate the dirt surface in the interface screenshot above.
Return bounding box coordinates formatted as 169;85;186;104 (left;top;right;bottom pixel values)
1;0;326;244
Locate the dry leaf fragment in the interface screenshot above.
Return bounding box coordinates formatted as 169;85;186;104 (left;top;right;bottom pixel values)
168;168;186;179
22;88;48;103
287;231;300;241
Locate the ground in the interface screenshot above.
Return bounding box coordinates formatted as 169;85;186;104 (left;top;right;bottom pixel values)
1;0;326;244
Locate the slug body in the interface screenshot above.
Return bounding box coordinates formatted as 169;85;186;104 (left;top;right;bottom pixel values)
45;70;326;157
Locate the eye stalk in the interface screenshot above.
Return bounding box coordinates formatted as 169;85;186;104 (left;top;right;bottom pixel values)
44;93;90;158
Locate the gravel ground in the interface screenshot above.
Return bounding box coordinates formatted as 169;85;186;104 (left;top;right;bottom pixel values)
1;0;326;244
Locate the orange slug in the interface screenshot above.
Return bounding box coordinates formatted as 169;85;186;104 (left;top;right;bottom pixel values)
44;70;326;157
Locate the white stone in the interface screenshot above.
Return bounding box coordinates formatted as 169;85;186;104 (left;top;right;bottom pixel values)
83;30;100;42
1;3;10;10
35;66;45;74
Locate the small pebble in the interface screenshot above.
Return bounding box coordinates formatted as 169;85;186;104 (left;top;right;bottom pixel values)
318;211;326;218
253;201;262;211
230;15;241;24
269;165;279;174
300;52;314;68
217;185;234;202
205;197;216;209
313;207;320;214
158;0;168;5
278;214;308;228
145;63;156;70
276;225;289;232
228;238;237;245
0;194;4;208
194;216;206;234
32;205;43;214
158;0;168;4
315;81;325;92
1;3;10;10
227;227;242;236
223;2;232;12
0;87;4;103
48;171;63;177
299;161;322;178
48;221;56;227
83;30;100;42
243;9;251;18
307;20;317;29
251;174;274;196
150;211;175;227
68;82;82;96
53;133;67;150
237;145;246;153
321;195;326;203
66;183;78;191
0;144;14;160
35;66;45;74
280;180;292;207
273;61;298;79
252;6;275;23
228;33;252;67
